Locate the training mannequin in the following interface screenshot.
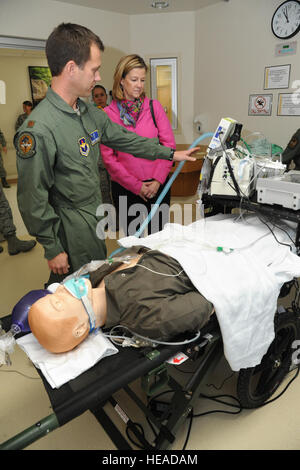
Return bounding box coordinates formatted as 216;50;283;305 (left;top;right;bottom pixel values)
28;248;213;353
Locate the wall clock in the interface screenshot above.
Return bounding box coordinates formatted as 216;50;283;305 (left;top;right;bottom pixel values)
271;1;300;39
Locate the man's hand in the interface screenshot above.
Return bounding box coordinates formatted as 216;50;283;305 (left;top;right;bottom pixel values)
173;147;199;162
2;146;7;154
48;252;70;275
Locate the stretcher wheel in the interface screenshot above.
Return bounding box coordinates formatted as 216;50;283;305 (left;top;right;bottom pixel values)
237;311;299;409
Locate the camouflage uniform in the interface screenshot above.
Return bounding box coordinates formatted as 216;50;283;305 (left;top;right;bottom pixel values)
0;128;7;179
282;129;300;170
15;113;27;131
0;183;36;255
0;183;16;237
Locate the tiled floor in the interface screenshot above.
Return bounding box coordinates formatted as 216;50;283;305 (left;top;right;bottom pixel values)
1;184;300;450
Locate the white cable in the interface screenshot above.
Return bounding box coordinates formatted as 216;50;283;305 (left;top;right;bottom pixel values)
135;263;183;277
108;324;201;347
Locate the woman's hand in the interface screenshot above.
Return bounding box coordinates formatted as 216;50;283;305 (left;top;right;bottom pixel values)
139;180;161;201
139;182;151;201
144;180;161;199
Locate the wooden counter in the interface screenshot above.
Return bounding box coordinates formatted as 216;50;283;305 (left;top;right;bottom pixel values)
170;144;207;196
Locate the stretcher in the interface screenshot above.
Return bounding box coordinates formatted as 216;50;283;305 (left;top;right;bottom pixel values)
0;310;222;450
0;274;299;451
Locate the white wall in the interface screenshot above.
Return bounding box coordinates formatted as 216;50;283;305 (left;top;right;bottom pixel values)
1;0;299;157
0;0;130;86
0;0;130;47
195;0;300;148
0;50;48;176
130;11;196;145
0;0;131;177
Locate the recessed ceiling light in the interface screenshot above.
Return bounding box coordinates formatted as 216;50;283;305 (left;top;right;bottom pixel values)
151;1;169;9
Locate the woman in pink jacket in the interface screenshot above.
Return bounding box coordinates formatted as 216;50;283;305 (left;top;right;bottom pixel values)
100;54;175;236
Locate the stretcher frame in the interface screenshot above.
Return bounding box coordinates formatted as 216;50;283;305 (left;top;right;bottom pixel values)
0;314;223;450
1;194;300;450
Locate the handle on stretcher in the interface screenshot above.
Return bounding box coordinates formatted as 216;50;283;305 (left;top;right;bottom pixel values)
0;413;59;450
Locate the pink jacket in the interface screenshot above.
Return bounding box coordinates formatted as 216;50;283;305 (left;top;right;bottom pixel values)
100;97;175;195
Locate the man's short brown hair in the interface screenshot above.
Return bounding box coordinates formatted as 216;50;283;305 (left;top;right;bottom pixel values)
46;23;105;77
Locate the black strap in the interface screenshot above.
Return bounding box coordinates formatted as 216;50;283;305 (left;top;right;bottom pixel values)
149;99;158;129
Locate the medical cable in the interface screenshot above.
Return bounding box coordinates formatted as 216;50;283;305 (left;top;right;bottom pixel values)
106;324;201;347
219;138;241;196
256;215;294;251
235;208;297;251
124;363;300;451
267;220;296;248
218;147;297;251
183;365;299;451
135;263;184;277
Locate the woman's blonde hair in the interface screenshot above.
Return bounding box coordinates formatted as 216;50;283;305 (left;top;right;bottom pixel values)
112;54;148;101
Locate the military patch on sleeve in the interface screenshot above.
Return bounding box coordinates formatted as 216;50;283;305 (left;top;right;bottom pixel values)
27;120;35;128
15;132;36;158
288;135;298;149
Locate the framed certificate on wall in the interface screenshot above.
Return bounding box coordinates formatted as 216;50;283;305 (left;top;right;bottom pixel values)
264;64;290;89
277;93;300;116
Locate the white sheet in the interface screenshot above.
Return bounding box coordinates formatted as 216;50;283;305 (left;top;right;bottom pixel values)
119;214;300;371
16;330;118;388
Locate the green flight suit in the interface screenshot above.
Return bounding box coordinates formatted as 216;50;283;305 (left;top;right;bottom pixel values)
14;88;173;277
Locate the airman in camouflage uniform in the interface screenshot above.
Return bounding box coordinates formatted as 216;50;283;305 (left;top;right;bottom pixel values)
15;101;33;131
0;128;10;188
0;183;36;254
282;129;300;170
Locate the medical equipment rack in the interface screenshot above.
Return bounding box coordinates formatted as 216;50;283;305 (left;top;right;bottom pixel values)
202;192;300;251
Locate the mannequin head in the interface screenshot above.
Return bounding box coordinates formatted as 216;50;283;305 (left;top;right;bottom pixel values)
28;279;94;353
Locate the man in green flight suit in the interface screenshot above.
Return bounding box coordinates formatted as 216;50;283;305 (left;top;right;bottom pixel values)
15;23;198;286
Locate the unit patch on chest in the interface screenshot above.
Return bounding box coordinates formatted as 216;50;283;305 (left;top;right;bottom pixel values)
78;137;90;157
15;132;36;158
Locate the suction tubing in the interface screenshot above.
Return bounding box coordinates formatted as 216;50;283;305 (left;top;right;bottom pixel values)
109;132;214;257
